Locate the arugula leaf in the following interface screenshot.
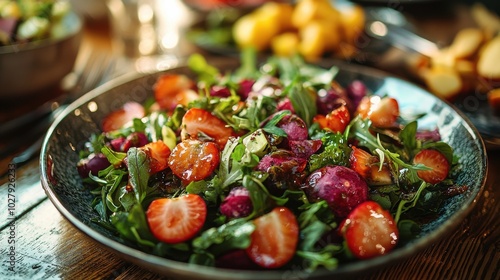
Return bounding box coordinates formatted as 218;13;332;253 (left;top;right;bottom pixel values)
88;166;128;218
186;180;209;195
143;111;177;149
397;219;421;241
188;53;219;86
104;173;127;213
189;253;215;266
301;65;339;89
117;184;138;211
101;145;126;166
192;218;255;256
153;242;191;261
243;174;288;218
126;147;151;204
400;121;418;158
262;110;290;137
296;200;337;257
166;106;186;131
296;245;341;271
235;47;258;79
308;132;351;171
422;141;454;164
297;200;336;229
217;137;244;189
394;181;428;223
234;95;277;131
132;118;147;133
288;80;317;127
185;179;219;206
111;203;157;247
85;133;106;157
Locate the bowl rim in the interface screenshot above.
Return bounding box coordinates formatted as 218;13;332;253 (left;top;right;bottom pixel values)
0;10;82;55
39;59;488;279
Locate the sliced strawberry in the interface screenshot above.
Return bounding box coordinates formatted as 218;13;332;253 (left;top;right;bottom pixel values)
356;96;399;128
341;201;399;259
368;164;393;185
146;194;207;244
350;147;393;185
154;74;199;110
413;149;450;184
349;146;376;179
168;139;220;182
356;96;372;120
313;114;329;130
246;207;299;269
181;107;235;149
313;104;351;133
326;104;351;133
102;102;145;132
139;140;171;174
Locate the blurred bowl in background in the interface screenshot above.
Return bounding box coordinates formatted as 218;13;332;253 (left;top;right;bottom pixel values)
69;0;108;20
182;0;277;11
0;11;83;99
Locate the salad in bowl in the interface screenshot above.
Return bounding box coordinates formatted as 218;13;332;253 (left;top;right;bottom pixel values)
73;51;474;271
40;50;486;278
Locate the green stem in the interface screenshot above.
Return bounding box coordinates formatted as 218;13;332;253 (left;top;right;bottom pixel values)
395;181;428;223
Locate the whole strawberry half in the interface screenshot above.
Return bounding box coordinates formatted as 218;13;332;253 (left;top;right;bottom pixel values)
168;139;220;182
413;149;450;184
357;96;399;128
146;194;207;244
101;102;145;132
246;207;299;268
341;201;399;259
139;140;171;174
181;107;235;149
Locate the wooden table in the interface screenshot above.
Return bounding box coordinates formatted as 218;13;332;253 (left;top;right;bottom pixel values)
1;1;499;279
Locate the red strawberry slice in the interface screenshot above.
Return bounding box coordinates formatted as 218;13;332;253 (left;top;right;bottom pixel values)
328;104;351;133
368;164;393;185
168;139;220;182
146;194;207;244
356;96;399;128
139;140;171;174
313;104;351;133
181;107;235;149
154;74;199;110
349;146;376;179
341;201;399;259
101;102;145;132
413;149;450;184
350;146;393;185
246;207;299;268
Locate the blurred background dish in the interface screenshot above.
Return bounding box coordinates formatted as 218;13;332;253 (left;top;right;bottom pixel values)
182;0;276;11
69;0;108;20
0;1;83;99
184;0;500;148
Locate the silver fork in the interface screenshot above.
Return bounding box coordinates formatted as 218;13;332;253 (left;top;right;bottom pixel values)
2;51;117;165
